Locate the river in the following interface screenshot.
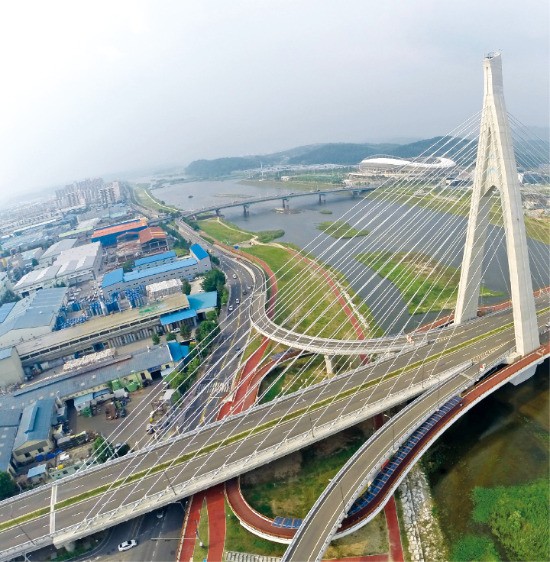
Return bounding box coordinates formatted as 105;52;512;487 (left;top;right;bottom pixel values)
427;359;549;559
156;179;549;334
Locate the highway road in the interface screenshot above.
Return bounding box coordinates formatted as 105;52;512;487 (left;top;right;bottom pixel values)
0;295;547;560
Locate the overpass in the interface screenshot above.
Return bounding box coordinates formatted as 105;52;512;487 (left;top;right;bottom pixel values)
0;297;548;560
180;185;377;218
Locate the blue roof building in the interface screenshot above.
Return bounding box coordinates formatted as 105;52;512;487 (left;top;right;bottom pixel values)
13;398;57;466
101;249;211;298
134;251;177;270
188;291;218;313
190;244;209;261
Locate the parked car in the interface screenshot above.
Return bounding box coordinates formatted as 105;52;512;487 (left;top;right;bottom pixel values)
118;539;138;552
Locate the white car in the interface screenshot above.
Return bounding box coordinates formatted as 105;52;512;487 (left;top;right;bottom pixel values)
235;298;240;304
118;539;138;552
232;274;237;279
228;305;233;311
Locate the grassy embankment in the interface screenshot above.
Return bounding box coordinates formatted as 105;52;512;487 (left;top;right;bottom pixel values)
317;220;370;239
131;184;179;213
356;251;502;314
199;218;284;245
192;499;209;562
450;480;549;561
367;186;550;245
239;427;389;557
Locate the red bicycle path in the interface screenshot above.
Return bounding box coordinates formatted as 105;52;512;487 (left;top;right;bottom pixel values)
179;246;405;561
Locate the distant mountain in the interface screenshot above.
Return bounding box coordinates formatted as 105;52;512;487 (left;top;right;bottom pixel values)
185;134;549;178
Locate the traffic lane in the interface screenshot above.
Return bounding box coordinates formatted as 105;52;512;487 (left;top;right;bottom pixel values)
0;334;529;552
4;310;524;515
3;309;546;546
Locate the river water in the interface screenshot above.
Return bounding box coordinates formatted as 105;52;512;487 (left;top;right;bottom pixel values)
157;179;549;334
428;359;549;558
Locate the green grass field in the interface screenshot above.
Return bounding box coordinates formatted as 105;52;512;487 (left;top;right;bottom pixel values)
356;251;502;314
244;244;372;339
317;220;370;239
199;218;284;246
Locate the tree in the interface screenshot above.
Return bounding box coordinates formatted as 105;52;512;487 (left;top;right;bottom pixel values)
122;260;134;273
195;320;220;351
31;258;39;267
181;279;192;295
166;332;176;341
0;290;20;306
205;310;217;322
92;436;115;463
180;324;191;339
152;333;160;345
201;269;226;293
0;472;17;500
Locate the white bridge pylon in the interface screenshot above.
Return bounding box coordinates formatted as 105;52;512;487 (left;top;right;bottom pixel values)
455;52;539;356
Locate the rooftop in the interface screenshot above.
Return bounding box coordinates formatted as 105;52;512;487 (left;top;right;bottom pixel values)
40;239;78;261
188;291;217;312
14;398;56;450
134;250;176;268
15;293;189;358
190;244;208;260
15;346;173;403
160;308;197;326
103;258;198;288
92;218;148;239
0;426;18;472
138;227;167;245
0;288;67;340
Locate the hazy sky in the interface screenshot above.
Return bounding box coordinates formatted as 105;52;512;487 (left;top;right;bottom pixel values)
0;0;548;200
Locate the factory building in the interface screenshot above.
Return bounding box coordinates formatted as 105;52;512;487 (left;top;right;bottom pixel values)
135;250;177;270
39;239;78;267
12;399;57;466
101;244;211;299
14;243;102;296
91;218;148;246
0;288;68;349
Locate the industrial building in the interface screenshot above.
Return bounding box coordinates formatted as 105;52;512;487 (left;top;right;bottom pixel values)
91;218;148;246
136;250;177;270
39;238;78;267
14;242;102;296
12;399;58;466
101;244;211;299
0;288;67;348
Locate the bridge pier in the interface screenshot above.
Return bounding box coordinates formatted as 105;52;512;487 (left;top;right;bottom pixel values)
324;355;334;376
243;204;250;217
282;198;290;212
215;209;222;217
318;193;326;204
60;541;76;554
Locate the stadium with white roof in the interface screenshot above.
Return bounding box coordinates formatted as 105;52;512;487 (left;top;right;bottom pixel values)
346;155;456;183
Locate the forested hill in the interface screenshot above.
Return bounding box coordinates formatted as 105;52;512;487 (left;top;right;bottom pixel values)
185;137;473;178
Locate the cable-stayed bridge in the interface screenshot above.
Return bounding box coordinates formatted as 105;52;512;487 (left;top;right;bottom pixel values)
0;53;548;561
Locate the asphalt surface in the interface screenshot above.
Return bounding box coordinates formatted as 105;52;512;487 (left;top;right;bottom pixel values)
1;294;548;560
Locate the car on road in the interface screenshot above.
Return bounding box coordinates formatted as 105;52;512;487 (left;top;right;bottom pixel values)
228;305;233;311
118;539;138;552
235;298;240;304
232;274;237;279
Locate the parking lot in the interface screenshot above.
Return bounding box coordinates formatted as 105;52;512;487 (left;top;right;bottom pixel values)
70;380;165;449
